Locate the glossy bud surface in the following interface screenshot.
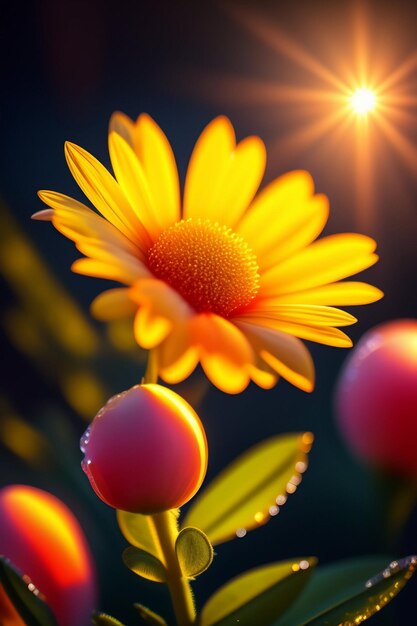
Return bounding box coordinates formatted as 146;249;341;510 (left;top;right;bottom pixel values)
81;384;208;513
335;319;417;477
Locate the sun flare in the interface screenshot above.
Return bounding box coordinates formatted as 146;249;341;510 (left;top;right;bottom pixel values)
350;88;377;115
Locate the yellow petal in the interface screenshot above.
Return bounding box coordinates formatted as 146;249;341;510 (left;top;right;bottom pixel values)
259;281;384;306
183;116;236;220
75;239;149;282
208;135;266;227
237;315;353;348
235;320;315;392
193;314;254;394
133;308;172;349
108;132;162;241
237;171;328;270
90;288;137;320
32;208;54;220
129;279;192;349
37;190;142;257
71;258;141;284
157;321;200;384
246;356;278;390
132;114;180;227
245;304;357;327
64;142;151;249
109;111;135;146
260;234;378;297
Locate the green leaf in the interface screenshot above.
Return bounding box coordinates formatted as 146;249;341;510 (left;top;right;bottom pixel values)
0;556;58;626
122;546;167;583
117;510;162;560
134;603;168;625
92;612;126;625
184;433;313;545
198;557;316;626
176;527;214;578
273;555;417;626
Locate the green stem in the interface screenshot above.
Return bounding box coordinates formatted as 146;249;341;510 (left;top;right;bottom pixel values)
143;349;159;384
143;350;196;625
152;511;196;626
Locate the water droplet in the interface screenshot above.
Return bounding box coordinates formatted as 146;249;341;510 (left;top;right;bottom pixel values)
269;505;279;516
81;458;91;475
236;528;247;538
295;461;308;473
80;425;91;453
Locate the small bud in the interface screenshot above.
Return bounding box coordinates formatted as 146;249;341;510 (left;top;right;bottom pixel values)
0;485;97;626
335;319;417;477
81;384;208;514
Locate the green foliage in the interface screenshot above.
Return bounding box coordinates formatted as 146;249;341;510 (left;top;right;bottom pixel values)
134;603;168;625
0;556;58;626
184;433;312;545
273;555;417;626
198;557;316;626
117;510;162;560
122;546;167;583
91;612;126;625
175;527;214;578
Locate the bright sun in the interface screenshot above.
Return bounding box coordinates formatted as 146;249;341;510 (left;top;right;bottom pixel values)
350;88;377;115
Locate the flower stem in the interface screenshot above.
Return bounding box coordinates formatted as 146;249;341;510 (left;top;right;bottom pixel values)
143;349;159;384
152;511;196;626
143;351;196;625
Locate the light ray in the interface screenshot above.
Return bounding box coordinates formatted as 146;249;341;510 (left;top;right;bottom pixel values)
377;115;417;175
270;106;348;159
228;5;350;93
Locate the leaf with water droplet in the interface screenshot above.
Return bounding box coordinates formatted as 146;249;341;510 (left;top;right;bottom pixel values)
184;433;312;545
0;556;58;626
122;546;167;583
134;603;168;625
272;555;417;626
117;510;162;560
175;527;214;578
198;557;316;626
91;612;126;625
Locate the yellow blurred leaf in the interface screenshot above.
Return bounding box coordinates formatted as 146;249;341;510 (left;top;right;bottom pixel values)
116;510;162;561
175;527;213;578
184;432;313;545
199;557;316;626
122;546;166;583
134;603;168;626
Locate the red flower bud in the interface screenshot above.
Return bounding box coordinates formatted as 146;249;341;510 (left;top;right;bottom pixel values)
335;319;417;477
81;384;208;514
0;485;97;626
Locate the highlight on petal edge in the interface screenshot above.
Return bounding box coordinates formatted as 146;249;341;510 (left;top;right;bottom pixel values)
34;113;383;394
0;485;97;626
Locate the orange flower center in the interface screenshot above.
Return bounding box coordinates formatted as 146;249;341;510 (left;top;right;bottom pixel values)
147;218;260;317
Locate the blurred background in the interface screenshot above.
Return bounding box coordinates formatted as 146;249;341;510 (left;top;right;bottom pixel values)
1;0;417;624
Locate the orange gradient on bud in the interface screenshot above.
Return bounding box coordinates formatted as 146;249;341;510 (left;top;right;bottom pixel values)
0;486;97;626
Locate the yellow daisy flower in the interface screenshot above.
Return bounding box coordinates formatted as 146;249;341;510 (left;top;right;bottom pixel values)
34;113;383;394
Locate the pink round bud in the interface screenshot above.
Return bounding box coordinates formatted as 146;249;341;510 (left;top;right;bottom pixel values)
335;319;417;477
0;485;97;626
81;384;208;514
